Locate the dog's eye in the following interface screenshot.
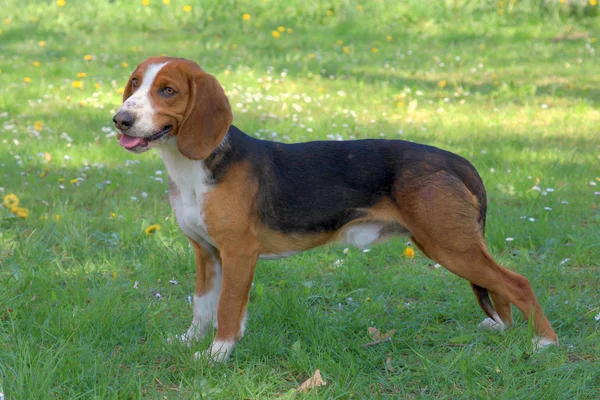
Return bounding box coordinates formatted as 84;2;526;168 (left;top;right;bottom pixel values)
131;78;139;88
161;87;177;97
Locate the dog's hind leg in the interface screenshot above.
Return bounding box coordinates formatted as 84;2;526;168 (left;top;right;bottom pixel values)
396;172;558;347
412;234;505;328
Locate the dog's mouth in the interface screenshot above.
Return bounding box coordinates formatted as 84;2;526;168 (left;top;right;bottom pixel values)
119;125;172;149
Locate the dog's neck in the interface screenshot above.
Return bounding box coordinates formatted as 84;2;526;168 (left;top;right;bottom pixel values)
159;125;248;186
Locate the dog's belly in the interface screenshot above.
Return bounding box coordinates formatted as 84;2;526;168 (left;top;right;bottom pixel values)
257;221;409;260
340;221;410;248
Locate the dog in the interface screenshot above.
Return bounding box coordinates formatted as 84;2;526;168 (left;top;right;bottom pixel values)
113;56;558;362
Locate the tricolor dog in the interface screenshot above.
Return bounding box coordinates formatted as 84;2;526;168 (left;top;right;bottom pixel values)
113;56;558;362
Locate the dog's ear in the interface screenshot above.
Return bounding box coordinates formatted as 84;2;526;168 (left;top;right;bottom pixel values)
177;70;233;160
122;66;139;102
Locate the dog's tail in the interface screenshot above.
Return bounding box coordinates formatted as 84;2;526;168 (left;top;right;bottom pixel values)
471;283;503;324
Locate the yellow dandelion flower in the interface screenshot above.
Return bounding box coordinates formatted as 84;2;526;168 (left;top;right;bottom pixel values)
117;88;124;94
590;0;597;5
60;57;67;62
163;0;170;4
58;177;64;183
4;19;11;25
70;178;80;184
145;224;161;235
0;29;3;35
336;40;344;45
231;43;238;49
72;80;83;88
371;47;378;53
242;13;251;21
142;0;150;5
309;53;316;59
79;100;88;107
396;101;405;107
286;28;293;33
439;80;447;88
277;26;285;32
110;212;117;219
95;83;102;89
55;214;61;221
342;46;350;54
14;207;29;219
57;0;66;6
272;30;281;38
356;5;363;11
34;121;43;131
77;72;86;78
40;171;46;177
327;10;333;16
121;62;129;68
497;9;504;14
39;40;46;47
24;77;32;83
84;54;93;61
386;36;392;41
183;5;192;12
40;214;48;220
404;247;415;259
4;193;19;208
32;61;40;67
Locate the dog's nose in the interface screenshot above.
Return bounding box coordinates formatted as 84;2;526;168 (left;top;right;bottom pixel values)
113;111;136;131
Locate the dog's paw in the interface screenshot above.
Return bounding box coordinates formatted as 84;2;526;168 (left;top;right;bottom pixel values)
167;325;206;346
478;317;506;331
167;333;193;347
532;336;557;353
194;340;234;364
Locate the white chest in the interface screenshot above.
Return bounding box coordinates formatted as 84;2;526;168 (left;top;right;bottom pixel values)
160;140;216;248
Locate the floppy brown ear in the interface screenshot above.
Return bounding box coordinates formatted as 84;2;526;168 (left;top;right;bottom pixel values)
177;71;233;160
122;67;138;102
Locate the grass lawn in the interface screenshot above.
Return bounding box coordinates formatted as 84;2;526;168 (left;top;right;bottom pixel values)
1;0;599;398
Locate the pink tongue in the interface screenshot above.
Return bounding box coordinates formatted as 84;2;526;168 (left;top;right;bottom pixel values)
119;134;146;149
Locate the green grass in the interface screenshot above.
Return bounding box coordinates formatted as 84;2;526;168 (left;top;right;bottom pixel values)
1;0;599;398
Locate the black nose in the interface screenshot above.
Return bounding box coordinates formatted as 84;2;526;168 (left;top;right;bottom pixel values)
113;111;136;131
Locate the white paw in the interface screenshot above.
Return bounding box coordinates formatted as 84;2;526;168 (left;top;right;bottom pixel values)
167;325;207;346
532;336;557;352
194;340;235;364
478;317;506;331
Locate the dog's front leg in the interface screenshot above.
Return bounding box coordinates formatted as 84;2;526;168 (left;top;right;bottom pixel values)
196;242;259;363
179;238;221;344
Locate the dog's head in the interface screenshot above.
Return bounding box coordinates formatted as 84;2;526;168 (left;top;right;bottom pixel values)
113;57;233;160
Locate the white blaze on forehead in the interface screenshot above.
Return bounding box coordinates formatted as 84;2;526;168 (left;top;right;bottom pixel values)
120;62;169;136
